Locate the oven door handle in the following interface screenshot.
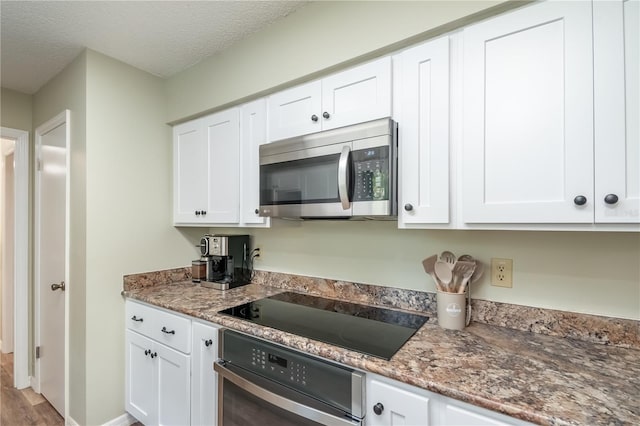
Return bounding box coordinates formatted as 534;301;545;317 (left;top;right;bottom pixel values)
214;361;360;426
338;145;351;210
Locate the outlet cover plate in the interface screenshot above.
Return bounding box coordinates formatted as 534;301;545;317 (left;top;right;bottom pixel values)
491;258;513;288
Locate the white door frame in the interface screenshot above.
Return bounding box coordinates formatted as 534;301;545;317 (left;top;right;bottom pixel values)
0;126;29;389
33;110;70;417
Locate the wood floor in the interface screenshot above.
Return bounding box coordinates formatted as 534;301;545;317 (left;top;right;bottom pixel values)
1;352;64;426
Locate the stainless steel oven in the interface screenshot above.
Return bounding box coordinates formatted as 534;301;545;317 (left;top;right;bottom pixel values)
215;329;365;426
258;118;397;219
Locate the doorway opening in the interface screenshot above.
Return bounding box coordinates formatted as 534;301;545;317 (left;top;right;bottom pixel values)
0;127;28;391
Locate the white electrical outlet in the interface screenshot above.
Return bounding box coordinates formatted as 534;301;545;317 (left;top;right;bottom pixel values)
491;258;513;288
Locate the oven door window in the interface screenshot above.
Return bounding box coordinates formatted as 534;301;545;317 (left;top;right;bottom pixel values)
216;362;361;426
222;379;322;426
260;154;341;205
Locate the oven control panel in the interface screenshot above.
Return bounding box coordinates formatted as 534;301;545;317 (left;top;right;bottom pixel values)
222;329;361;416
252;348;308;386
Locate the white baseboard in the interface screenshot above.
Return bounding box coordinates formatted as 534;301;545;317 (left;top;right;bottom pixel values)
66;416;80;426
66;412;137;426
102;412;138;426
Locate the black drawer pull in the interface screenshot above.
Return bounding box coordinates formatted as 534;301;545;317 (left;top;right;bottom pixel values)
144;349;151;356
161;326;175;335
205;339;213;347
131;316;143;322
150;352;157;359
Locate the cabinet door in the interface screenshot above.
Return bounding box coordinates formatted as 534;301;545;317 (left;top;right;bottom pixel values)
440;398;533;426
398;37;450;225
125;331;155;425
462;1;594;223
240;99;270;226
441;402;513;426
173;119;208;224
321;57;392;131
267;80;322;141
367;377;431;426
191;322;220;426
203;109;240;223
594;0;640;223
156;343;191;426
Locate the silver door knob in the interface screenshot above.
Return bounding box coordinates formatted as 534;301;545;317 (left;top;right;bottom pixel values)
51;281;65;291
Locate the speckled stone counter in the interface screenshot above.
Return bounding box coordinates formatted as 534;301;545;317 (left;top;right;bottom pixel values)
122;273;640;426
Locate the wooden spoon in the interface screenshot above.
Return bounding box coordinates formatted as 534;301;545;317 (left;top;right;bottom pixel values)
434;260;453;291
422;255;445;291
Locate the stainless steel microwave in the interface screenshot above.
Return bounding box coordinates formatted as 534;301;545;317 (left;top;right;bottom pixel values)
258;118;397;219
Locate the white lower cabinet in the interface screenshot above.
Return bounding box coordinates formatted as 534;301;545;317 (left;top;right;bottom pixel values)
366;374;533;426
125;330;191;426
126;300;221;426
125;331;155;425
441;400;515;426
367;375;431;425
191;321;220;426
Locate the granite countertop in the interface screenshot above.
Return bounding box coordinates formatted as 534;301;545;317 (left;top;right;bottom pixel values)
123;281;640;426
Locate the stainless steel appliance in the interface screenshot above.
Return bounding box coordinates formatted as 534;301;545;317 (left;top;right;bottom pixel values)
259;118;397;219
215;329;365;426
196;235;251;290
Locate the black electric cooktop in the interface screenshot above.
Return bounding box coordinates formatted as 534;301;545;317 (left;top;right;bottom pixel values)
218;292;429;360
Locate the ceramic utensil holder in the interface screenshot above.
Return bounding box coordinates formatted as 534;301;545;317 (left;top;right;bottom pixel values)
436;290;468;330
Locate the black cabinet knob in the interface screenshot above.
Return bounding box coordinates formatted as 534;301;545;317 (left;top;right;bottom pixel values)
604;194;619;205
205;339;213;347
404;203;413;211
195;210;201;216
311;114;318;122
161;326;176;335
255;208;259;215
201;210;206;215
573;195;587;206
322;111;330;119
373;403;384;415
144;349;150;356
150;352;157;359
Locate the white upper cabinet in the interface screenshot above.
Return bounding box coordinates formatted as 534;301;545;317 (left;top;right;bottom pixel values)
240;99;270;226
396;35;451;226
462;1;594;224
173;108;245;226
267;81;322;141
202;109;241;224
267;57;392;142
173;119;208;224
321;57;392;131
593;0;640;223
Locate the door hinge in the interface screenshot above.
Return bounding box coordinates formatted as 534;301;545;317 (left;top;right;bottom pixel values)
36;346;41;359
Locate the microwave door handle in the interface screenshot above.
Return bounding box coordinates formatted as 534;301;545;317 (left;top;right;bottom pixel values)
338;146;351;210
214;361;359;426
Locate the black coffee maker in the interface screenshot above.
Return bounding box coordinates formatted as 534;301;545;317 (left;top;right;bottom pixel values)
197;234;251;290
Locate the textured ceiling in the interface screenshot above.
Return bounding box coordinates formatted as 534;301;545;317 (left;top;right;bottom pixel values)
0;0;309;94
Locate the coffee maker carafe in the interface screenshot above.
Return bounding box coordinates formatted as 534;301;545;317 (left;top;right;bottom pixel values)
193;234;251;290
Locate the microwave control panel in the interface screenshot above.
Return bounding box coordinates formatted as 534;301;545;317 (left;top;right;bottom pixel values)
352;146;390;201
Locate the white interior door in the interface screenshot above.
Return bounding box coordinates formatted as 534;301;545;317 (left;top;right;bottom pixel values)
35;114;68;417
